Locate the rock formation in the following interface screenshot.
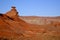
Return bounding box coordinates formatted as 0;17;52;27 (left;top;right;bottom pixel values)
0;6;60;40
6;6;18;18
0;6;31;40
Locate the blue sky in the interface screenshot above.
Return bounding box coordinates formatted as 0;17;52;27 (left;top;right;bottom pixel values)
0;0;60;16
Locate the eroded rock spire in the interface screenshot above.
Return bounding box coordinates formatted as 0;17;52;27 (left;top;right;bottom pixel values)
6;6;18;18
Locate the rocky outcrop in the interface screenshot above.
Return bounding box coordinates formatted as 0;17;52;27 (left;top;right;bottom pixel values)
0;7;31;40
6;6;18;18
0;6;60;40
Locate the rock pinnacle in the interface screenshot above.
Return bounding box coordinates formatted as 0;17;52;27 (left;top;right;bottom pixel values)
6;6;18;18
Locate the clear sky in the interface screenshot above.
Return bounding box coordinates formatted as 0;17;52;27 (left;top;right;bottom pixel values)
0;0;60;16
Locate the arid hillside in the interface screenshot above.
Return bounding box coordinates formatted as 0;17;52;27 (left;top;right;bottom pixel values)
0;7;60;40
20;16;60;25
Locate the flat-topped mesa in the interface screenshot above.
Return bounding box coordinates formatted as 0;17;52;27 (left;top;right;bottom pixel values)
6;6;18;18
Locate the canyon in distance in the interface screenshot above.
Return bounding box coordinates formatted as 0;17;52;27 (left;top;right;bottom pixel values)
0;6;60;40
